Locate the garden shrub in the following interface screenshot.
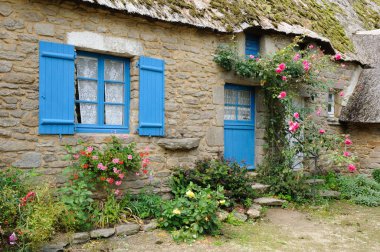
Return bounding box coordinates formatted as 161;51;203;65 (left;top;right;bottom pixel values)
95;195;127;228
159;183;227;242
337;175;380;207
372;169;380;184
122;190;164;219
171;159;255;206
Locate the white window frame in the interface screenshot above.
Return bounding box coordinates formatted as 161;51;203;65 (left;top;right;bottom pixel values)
327;92;335;117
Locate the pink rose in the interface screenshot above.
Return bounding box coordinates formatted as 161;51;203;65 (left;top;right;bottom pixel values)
275;67;282;73
316;108;322;116
282;76;287;81
302;60;311;71
288;121;300;133
293;53;301;61
348;164;356;172
118;173;125;179
127;155;133;160
293;112;300;119
319;129;325;134
344;138;353;145
339;91;344;97
343;151;350;157
115;180;122;186
334;53;342;60
249;55;255;59
112;158;120;164
278;63;286;71
277;91;287;99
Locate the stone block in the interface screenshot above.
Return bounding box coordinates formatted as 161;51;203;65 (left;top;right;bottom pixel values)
1;73;35;84
90;228;115;239
0;118;19;127
115;223;140;235
216;210;229;222
35;23;55;36
246;204;262;219
233;211;248;222
2;19;24;30
12;152;41;168
206;127;223;147
143;220;158;232
72;232;90;244
254;197;286;206
0;3;12;16
212;86;224;105
0;61;12;72
157;138;200;150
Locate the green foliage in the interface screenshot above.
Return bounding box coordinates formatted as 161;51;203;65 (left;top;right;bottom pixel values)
159;183;226;242
337;175;380;207
59;174;95;231
122;190;164;219
372;169;380;184
171;159;255;206
94;195;126;228
19;187;64;250
225;212;244;226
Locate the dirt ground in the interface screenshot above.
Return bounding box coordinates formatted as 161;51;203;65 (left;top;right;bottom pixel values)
69;201;380;252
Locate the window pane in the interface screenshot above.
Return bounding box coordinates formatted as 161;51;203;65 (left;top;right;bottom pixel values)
238;90;250;105
225;89;236;104
105;83;124;103
328;93;334;102
328;104;332;112
77;57;97;78
238;107;251;120
105;105;123;125
105;60;124;81
224;105;236;120
78;80;97;101
75;103;97;124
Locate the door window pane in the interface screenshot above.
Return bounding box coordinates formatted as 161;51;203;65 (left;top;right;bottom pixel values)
225;89;236;104
238;107;251;120
224;105;236;120
238;90;250;105
105;60;124;81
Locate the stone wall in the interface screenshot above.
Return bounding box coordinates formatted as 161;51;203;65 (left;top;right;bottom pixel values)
0;0;236;194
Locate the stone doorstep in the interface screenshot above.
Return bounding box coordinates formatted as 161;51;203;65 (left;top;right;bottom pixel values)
319;190;341;198
251;183;270;192
253;197;286;206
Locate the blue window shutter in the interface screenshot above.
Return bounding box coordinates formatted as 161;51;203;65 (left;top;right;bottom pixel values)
138;56;165;136
39;41;75;135
245;34;260;56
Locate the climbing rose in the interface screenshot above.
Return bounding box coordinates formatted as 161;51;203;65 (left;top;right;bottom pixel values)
277;91;287;99
348;164;356;172
293;112;300;119
278;63;286;71
9;232;17;245
316;108;322;116
334;53;342;60
302;60;311;71
249;55;255;59
115;180;122;186
282;76;287;81
343;151;351;157
112;158;120;164
339;91;344;97
344;137;353;145
319;129;326;134
293;53;301;61
288;121;300;133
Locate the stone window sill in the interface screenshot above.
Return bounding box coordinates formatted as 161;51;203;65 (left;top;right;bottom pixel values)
327;117;341;126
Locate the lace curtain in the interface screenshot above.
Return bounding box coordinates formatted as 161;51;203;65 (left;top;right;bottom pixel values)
76;56;124;125
224;89;251;121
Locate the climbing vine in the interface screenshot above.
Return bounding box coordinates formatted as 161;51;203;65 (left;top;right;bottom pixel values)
214;38;357;200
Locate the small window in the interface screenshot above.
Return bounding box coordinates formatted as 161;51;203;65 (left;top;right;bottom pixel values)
327;92;335;117
245;34;260;57
75;52;130;133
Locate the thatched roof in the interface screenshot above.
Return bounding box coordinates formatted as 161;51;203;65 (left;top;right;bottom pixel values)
81;0;380;62
340;30;380;123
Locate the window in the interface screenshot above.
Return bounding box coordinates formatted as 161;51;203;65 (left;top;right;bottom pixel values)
327;92;335;117
75;52;130;133
224;87;253;121
245;34;260;57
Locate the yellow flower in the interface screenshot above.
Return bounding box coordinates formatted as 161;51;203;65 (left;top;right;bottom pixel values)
172;208;181;215
219;200;226;205
205;216;209;222
185;190;195;198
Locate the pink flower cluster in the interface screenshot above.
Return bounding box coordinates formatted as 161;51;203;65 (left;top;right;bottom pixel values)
302;60;311;71
97;163;107;171
275;63;286;73
293;53;301;61
288;120;300;133
277;91;287;99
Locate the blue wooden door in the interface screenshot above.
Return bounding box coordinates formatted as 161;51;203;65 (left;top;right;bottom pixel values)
224;84;255;169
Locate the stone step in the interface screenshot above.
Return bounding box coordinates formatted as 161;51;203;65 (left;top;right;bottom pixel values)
251;183;270;192
304;178;325;185
319;190;341;198
247;172;258;178
246;203;262;219
253;197;286;206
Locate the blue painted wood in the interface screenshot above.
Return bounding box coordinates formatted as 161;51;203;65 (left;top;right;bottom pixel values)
138;56;165;136
39;41;75;135
224;84;255;169
75;51;130;133
245;34;260;57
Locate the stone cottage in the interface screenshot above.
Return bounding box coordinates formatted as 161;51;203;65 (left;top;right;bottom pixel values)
0;0;379;194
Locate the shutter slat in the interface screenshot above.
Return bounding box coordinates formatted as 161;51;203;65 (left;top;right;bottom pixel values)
39;41;75;135
138;56;165;136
